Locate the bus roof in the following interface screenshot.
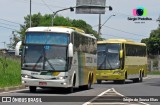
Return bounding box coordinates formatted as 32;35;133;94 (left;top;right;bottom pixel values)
97;39;146;46
26;26;96;39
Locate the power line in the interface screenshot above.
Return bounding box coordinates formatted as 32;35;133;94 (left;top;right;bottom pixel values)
41;0;53;12
93;24;147;37
0;18;21;25
0;22;19;27
103;25;147;37
0;25;17;31
102;33;141;40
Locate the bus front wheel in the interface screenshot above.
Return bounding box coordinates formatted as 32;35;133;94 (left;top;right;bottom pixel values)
97;80;102;84
132;78;139;83
29;86;36;93
68;87;74;93
139;72;143;82
68;75;76;93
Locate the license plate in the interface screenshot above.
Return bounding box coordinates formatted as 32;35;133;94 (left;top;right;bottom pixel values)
39;82;47;86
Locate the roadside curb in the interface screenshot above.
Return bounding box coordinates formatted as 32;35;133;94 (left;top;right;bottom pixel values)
147;75;160;78
0;85;26;93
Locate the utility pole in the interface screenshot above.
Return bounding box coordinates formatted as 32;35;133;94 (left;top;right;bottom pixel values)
97;6;113;36
98;14;115;36
98;14;101;35
30;0;32;27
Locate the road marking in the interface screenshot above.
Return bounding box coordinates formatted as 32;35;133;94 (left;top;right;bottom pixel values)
83;88;150;105
112;88;150;105
83;88;112;105
112;88;124;96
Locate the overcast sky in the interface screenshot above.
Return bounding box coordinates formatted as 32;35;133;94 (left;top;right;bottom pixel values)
0;0;160;48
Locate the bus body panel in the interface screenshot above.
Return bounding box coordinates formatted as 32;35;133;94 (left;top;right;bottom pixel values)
96;70;125;80
96;39;147;82
21;26;97;89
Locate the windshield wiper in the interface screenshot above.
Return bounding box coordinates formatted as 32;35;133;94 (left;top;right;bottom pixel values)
44;57;55;71
32;55;43;70
105;54;113;70
98;52;113;70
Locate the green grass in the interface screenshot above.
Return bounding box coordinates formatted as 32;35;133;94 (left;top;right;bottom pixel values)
148;70;160;75
0;57;21;88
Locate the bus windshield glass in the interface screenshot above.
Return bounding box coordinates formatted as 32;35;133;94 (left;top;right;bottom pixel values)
97;44;121;70
25;32;69;45
22;32;69;71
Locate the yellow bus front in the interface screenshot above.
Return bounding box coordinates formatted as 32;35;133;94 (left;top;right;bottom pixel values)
96;39;147;84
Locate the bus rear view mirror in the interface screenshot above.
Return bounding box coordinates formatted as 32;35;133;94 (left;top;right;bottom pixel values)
120;50;123;59
15;41;22;56
68;43;73;57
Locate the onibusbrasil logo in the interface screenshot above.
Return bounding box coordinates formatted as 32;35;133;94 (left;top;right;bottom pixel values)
128;6;152;23
133;7;147;16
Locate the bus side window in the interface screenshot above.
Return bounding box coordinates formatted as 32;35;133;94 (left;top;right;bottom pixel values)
71;33;74;44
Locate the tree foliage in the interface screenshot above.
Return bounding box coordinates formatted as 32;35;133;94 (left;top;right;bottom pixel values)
141;28;160;55
17;13;101;43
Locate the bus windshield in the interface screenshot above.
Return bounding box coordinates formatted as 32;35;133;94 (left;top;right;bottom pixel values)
22;32;69;71
25;32;69;45
97;44;121;70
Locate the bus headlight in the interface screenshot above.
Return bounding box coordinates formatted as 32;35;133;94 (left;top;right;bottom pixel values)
113;71;121;74
22;74;31;78
57;76;68;80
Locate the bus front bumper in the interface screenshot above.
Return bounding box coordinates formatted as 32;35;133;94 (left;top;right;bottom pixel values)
22;78;71;88
96;73;125;80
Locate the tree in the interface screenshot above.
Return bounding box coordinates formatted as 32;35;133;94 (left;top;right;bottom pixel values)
17;13;102;44
141;28;160;55
71;19;101;39
7;32;20;49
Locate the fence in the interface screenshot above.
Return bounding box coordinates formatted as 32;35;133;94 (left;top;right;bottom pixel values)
0;52;20;61
148;55;160;71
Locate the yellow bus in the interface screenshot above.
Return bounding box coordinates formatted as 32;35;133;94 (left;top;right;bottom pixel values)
16;26;97;93
96;39;147;84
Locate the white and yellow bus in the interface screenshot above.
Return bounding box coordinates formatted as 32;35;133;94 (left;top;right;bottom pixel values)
17;26;97;92
96;39;147;84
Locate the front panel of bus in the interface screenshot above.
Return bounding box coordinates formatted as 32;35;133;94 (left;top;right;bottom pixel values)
21;32;72;88
96;43;125;81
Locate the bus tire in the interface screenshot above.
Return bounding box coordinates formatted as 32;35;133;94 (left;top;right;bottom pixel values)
68;87;74;93
139;72;143;82
29;86;36;93
97;80;102;84
114;80;119;84
132;78;139;83
68;75;76;93
84;75;92;90
120;80;125;84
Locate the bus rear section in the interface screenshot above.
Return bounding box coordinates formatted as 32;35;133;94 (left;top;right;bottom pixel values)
96;39;147;84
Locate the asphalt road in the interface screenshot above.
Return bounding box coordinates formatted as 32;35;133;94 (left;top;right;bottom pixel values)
0;75;160;105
